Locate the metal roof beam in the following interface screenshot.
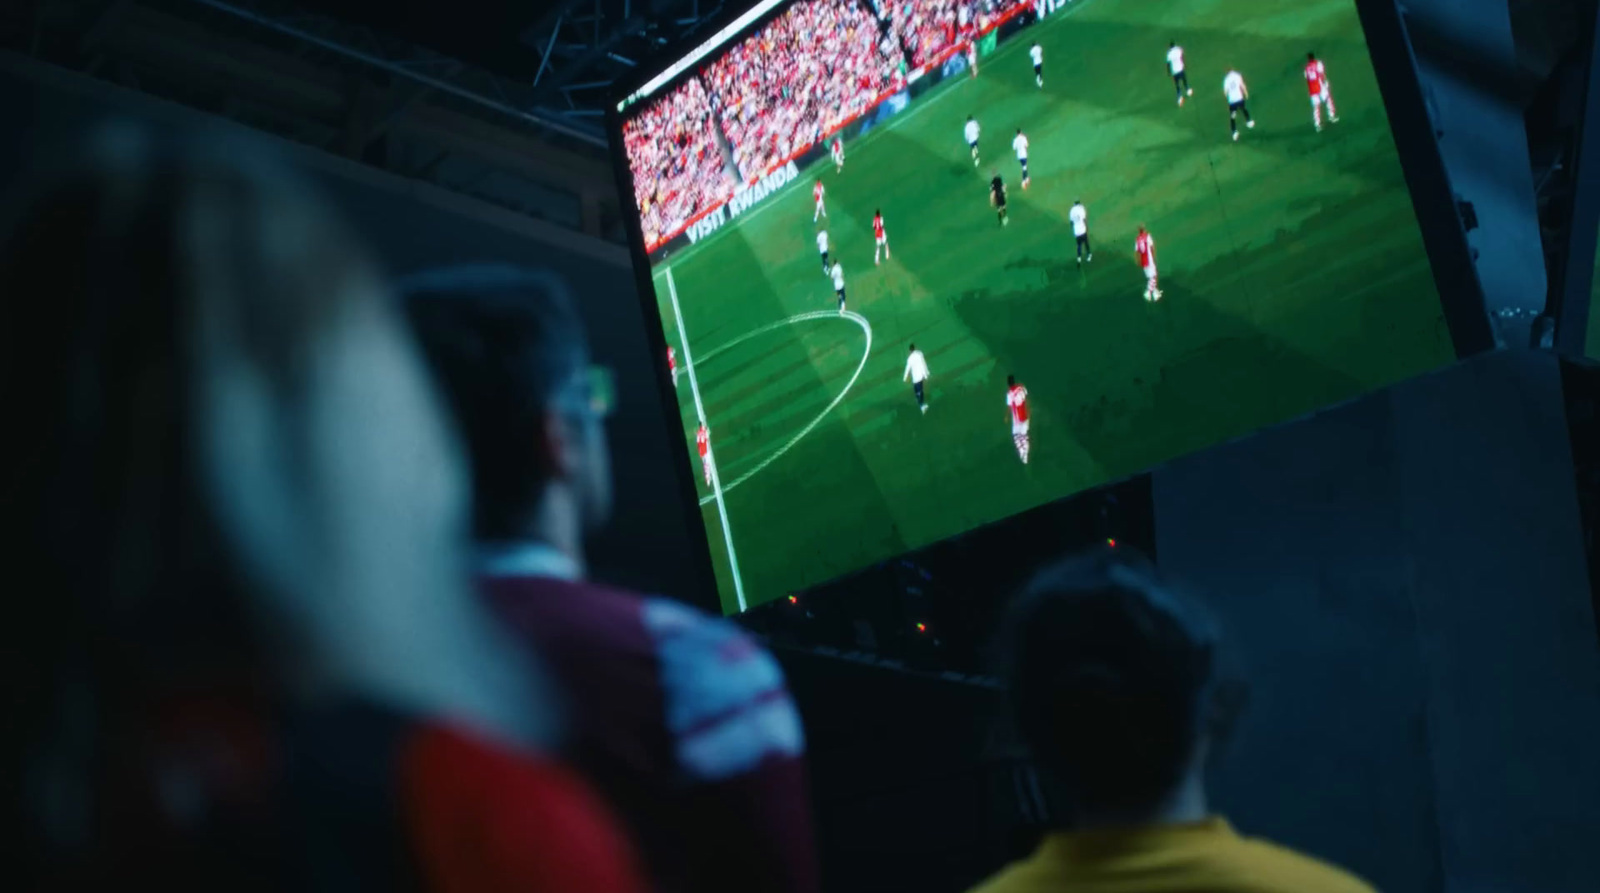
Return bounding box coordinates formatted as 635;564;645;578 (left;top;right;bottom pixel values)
176;0;607;146
530;12;644;103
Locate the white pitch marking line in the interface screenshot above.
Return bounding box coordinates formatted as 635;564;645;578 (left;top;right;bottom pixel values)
697;309;873;506
665;265;747;611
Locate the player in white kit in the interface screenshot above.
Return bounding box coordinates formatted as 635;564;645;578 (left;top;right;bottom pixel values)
1012;129;1031;189
1167;41;1192;104
832;137;845;172
1031;42;1044;87
904;343;931;413
1070;199;1091;264
965;115;981;166
816;228;831;275
830;260;847;314
1223;69;1254;140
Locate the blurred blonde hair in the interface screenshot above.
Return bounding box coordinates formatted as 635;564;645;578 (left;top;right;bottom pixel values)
1;124;549;870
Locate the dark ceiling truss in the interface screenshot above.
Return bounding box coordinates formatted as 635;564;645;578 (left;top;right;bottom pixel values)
522;0;725;115
167;0;611;146
4;0;625;245
5;0;735;165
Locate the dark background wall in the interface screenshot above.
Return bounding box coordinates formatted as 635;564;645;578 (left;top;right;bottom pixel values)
0;56;707;602
1154;350;1600;892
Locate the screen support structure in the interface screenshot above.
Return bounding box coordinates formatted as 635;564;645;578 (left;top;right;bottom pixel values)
1552;2;1600;356
1358;0;1497;357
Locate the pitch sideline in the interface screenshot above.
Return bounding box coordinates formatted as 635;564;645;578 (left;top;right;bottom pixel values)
693;309;874;505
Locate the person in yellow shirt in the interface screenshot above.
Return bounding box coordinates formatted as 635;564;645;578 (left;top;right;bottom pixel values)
972;549;1377;893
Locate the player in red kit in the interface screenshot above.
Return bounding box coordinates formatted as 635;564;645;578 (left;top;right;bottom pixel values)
873;210;890;265
1306;52;1339;131
1136;226;1161;301
668;345;679;388
1007;374;1031;465
832;137;845;173
813;179;827;221
696;423;712;486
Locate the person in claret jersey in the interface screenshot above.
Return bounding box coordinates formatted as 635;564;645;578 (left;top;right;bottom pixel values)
970;548;1376;893
402;265;817;893
0;128;645;893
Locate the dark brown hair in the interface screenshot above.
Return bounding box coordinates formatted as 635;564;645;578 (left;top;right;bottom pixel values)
996;548;1221;818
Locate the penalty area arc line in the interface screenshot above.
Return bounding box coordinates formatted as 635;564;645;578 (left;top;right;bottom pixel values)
698;310;873;506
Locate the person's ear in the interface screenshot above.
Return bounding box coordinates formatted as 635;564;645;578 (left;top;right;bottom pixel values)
1204;677;1249;752
539;407;582;481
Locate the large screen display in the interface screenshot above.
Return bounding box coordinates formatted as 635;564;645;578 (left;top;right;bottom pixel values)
618;0;1454;613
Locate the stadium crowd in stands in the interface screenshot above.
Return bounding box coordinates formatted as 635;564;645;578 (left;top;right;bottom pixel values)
880;0;1033;70
622;77;736;248
703;0;906;184
890;0;967;68
624;0;1044;247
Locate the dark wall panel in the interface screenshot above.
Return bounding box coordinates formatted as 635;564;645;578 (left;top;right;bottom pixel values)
1153;386;1440;891
1388;352;1600;892
0;60;705;601
1154;350;1600;893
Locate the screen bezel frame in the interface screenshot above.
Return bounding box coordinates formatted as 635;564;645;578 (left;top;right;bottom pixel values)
604;0;1495;615
1550;1;1600;356
1352;0;1495;356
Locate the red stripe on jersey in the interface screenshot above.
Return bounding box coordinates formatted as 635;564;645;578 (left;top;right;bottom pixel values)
873;218;885;237
1008;386;1030;423
1136;234;1155;267
1306;61;1326;94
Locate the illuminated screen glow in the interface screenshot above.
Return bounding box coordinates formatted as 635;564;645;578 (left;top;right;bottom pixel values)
620;0;1454;614
1590;246;1600;358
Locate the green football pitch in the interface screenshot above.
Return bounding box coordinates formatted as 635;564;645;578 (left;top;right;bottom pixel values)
652;0;1455;614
